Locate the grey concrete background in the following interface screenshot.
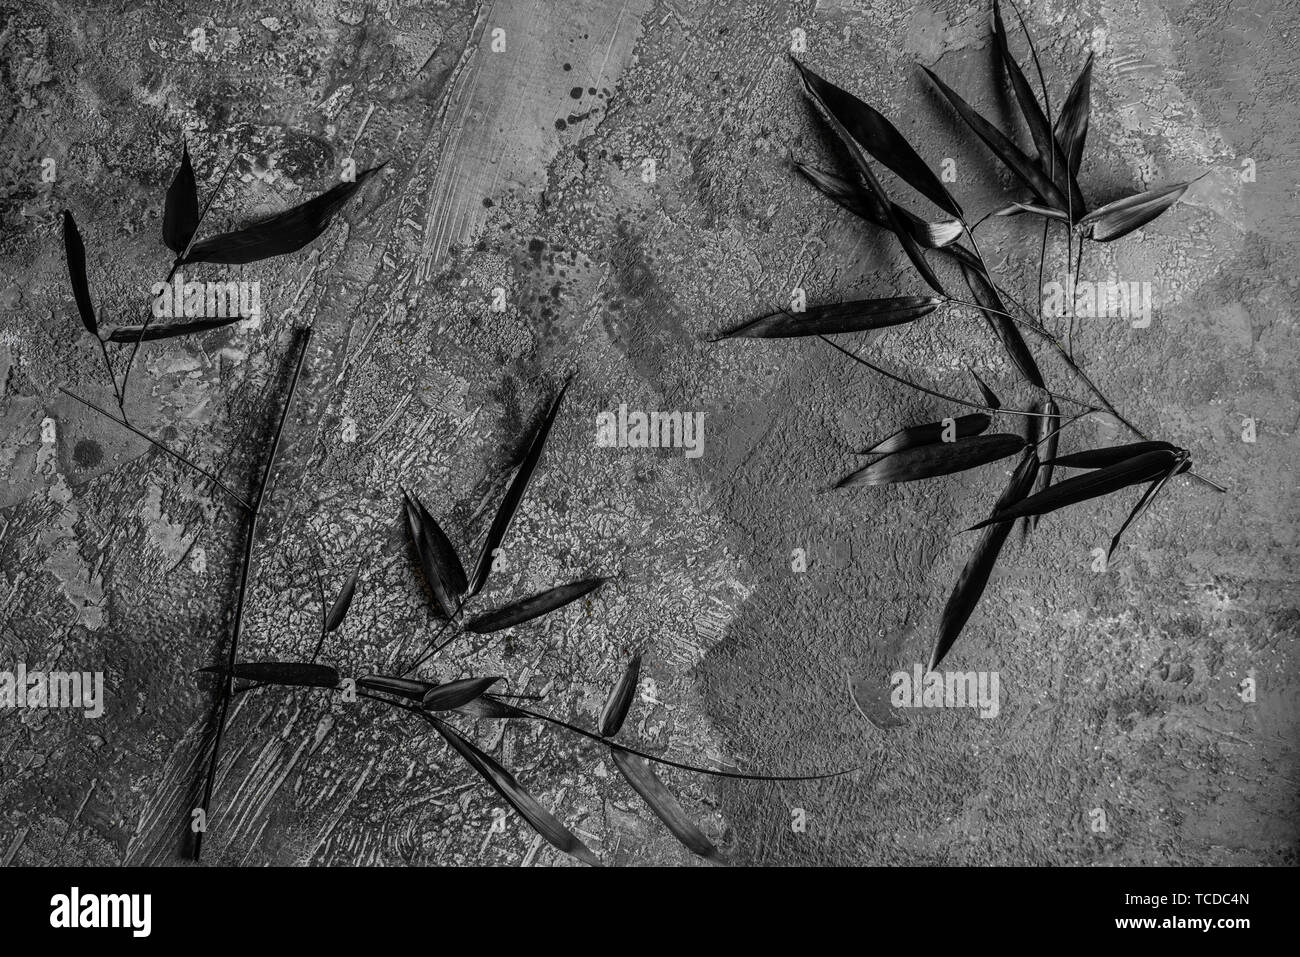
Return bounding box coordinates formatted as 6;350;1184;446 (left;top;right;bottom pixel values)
0;0;1296;866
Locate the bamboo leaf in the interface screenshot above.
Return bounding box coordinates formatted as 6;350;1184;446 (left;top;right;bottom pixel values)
1054;53;1094;188
795;60;946;294
467;379;571;596
967;366;1001;409
199;662;339;688
61;210;98;336
860;413;991;455
402;490;455;618
407;489;467;595
793;163;963;248
106;316;242;342
919;65;1068;210
991;0;1085;215
358;674;434;701
790;58;963;217
836;433;1025;488
324;567;360;633
930;449;1039;669
463;577;606;634
991;0;1052;159
715;296;941;339
163;142;199;254
1046;440;1178;469
598;654;641;737
1077;181;1193;242
958;261;1045;389
422;676;503;711
428;716;600;866
969;448;1184;529
1107;450;1189;559
182;164;385;265
612;751;720;861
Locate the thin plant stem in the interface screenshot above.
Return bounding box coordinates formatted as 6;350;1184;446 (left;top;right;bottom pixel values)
193;327;311;861
943;289;1149;436
1033;411;1089;449
120;153;239;412
357;691;859;782
1035;220;1049;327
93;337;125;411
58;387;252;510
943;250;1223;491
399;602;466;677
1069;237;1087;360
818;335;1099;418
498;702;859;782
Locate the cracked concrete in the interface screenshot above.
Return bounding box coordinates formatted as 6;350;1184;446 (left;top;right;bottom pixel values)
0;0;1296;866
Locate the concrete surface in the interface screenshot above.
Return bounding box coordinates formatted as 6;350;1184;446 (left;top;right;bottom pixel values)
0;0;1295;866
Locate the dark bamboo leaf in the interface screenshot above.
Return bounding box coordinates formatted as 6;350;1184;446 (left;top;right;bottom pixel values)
1077;181;1193;242
1025;398;1059;534
991;0;1051;161
715;296;941;340
429;716;600;866
967;366;1001;409
409;490;467;595
969;449;1182;529
61;210;97;336
991;0;1085;215
324;567;359;633
106;315;243;342
467;379;571;596
836;433;1025;488
919;65;1068;210
958;260;1045;389
860;413;991;455
598;653;641;737
455;695;533;720
612;751;720;861
791;58;963;217
163;142;199;254
403;491;454;618
182;164;384;265
422;676;502;711
930;449;1039;669
357;674;435;701
1046;440;1179;469
795;60;946;294
1054;53;1094;188
1107;450;1189;559
463;577;606;634
793;163;963;248
199;662;339;688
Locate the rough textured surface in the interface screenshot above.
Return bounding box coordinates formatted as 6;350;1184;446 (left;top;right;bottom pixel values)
0;0;1296;866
